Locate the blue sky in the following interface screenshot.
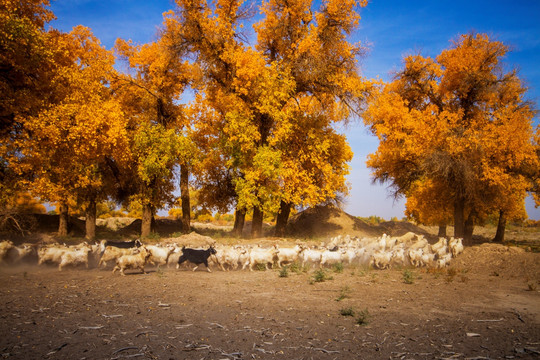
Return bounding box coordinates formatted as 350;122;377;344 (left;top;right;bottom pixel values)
49;0;540;220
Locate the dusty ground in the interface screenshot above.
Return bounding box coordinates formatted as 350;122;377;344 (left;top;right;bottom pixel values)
1;210;539;359
1;242;539;360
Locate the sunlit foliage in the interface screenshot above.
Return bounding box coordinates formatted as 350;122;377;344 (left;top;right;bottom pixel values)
364;33;538;242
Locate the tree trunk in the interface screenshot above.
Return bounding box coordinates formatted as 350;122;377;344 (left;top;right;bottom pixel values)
141;202;153;238
85;197;97;241
274;201;291;237
493;210;506;243
453;198;465;239
464;210;476;245
233;207;246;238
437;223;447;238
251;206;264;239
58;201;69;237
180;164;191;233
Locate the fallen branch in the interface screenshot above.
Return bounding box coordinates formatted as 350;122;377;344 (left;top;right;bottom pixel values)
183;344;211;351
175;324;193;329
310;347;340;354
218;350;243;359
208;322;225;329
78;326;104;330
136;330;154;337
45;343;67;356
515;311;525;323
111;354;145;360
112;346;138;355
102;314;123;319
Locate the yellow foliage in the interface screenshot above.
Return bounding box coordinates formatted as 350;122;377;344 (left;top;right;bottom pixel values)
365;33;537;227
12;25;130;206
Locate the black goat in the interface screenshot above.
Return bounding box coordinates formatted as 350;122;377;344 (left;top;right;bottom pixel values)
177;246;217;272
104;239;142;249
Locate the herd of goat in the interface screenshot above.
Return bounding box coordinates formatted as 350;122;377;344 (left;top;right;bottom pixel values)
0;232;464;275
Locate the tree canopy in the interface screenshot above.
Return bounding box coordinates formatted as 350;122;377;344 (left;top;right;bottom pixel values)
364;33;538;242
0;0;369;238
1;2;538;241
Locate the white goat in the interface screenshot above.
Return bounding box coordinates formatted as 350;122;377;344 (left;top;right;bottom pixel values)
58;245;92;271
38;244;67;266
298;247;323;267
244;246;277;271
435;253;453;268
431;238;449;257
2;243;33;264
449;237;464;257
99;246;136;268
275;245;300;268
340;248;358;265
0;240;15;262
320;249;343;268
370;250;392;269
390;247;410;267
146;244;175;268
214;245;246;271
112;247;151;276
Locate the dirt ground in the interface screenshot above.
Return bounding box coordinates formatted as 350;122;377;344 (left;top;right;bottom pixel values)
1;241;539;360
1;210;540;359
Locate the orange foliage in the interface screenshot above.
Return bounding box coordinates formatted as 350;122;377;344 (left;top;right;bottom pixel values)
365;33;537;233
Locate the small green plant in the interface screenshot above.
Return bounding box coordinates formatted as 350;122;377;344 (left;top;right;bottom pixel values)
279;266;289;278
355;308;370;326
310;269;333;283
402;269;415;284
335;285;351;302
289;261;307;274
255;263;267;271
155;267;165;278
332;262;344;274
339;307;355;317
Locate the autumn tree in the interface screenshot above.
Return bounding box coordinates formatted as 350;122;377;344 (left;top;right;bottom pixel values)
114;32;194;237
0;0;57;228
0;0;57;136
164;0;291;237
404;179;454;237
272;101;354;236
12;26;128;238
247;0;370;236
364;33;537;243
167;0;369;237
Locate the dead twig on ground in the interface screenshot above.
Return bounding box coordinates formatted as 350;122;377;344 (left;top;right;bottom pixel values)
45;343;67;356
78;325;104;330
112;346;138;355
183;343;211;351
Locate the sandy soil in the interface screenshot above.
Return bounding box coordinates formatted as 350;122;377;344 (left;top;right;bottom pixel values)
1;210;539;359
0;242;539;360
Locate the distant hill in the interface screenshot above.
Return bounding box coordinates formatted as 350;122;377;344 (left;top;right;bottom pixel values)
286;204;432;239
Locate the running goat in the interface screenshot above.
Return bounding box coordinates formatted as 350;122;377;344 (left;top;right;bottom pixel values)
177;246;217;272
